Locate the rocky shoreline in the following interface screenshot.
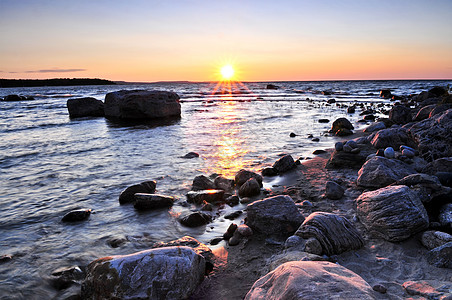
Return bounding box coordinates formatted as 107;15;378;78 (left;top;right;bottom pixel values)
5;86;451;299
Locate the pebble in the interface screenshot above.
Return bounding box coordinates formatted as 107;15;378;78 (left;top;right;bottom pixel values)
225;195;240;206
311;137;320;142
228;231;242;246
210;237;223;245
318;118;330;123
384;147;395;159
301;200;313;207
223;223;237;240
240;197;252;204
372;284;387;294
289;132;297;137
335;142;343;151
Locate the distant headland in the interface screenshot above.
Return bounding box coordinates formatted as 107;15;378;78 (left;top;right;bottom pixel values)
0;78;117;88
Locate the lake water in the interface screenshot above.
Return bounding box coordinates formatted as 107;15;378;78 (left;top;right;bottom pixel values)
0;80;450;298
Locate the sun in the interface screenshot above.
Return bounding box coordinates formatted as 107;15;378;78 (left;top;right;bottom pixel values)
220;64;235;80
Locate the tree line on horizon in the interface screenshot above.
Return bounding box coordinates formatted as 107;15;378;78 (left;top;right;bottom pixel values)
0;78;117;88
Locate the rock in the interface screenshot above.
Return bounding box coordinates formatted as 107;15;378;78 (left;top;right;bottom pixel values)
347;106;356;113
104;90;181;120
357;156;415;188
402;280;449;299
364;121;386;133
272;154;296;173
436;172;452;187
210;238;222;245
413;104;436;121
422;157;452;174
380;89;392;98
240;197;252;204
201;203;213;211
373;284;387;294
225;195;239;206
364;114;376;121
409;109;452;161
237;224;253;237
66;97;104;118
426;242;452;268
107;237;127;248
343;144;352;153
235;169;263;187
224;210;242;220
266;84;279;89
186;190;225;205
327;99;336;104
318;118;330;123
370;127;416;149
0;254;12;263
119;180;156;204
61;209;91;222
289;132;296;137
213;176;234;191
311;137;320;141
192;175;215;191
179;212;212;227
429;86;449;97
51;265;84;290
389;105;411;124
384;147;395;158
261;167;278;177
304;237;323;255
223;223;237;240
356;185;429;241
81;246;205;299
330;117;354;136
267;251;325;271
182;152;199;159
391;173;450;202
284;235;306;251
401;148;415;158
326;150;367;169
3;94;23;101
325;181;344;200
295;212;364;256
439;203;452;229
133;193;174;210
421;231;452;250
312;149;327;155
429;103;452;117
228;232;241;246
335;128;353;136
245;261;375;300
238;178;261;197
246;195;304;236
334;142;343;151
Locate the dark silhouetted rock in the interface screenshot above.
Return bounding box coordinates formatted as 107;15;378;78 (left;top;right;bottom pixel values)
413;104;436;122
422;157;452;174
357;156;415;188
261;167;278;177
223;223;237;240
313;149;327;155
295;212;364;256
104;90;181;120
330;118;354;136
214;176;234;191
272;154;296;173
225;195;240;206
182;152;199;159
389;105;411;124
133;193;174;210
81;247;205;299
364;121;386;133
179;212;212;227
119;180;156;204
356;185;429;241
51;265;84;290
347;106;356;113
325;181;344;199
186;190;225;205
238;178;261;197
224;210;242;220
426;242;452;269
266;84;279;90
192;175;215;191
67;97;104;118
246;195;304;236
235;169;263;187
380;89;392;98
3;94;22;101
245;261;374;300
289;132;296;137
62;209;91;222
318;118;330;123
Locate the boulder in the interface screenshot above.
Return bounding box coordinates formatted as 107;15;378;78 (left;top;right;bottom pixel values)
295;212;364;256
330;118;354;136
357;156;416;188
356;185;429;242
179;212;212;227
272;154;296;173
325;181;344;200
133;193;174;210
429;104;452;118
380;89;392;98
267;251;326;272
408;109;452;161
246;195;304;236
261;167;278;177
266;84;279;90
238;178;261;197
51;265;84;290
413;104;436;122
326;150;367;169
402;280;452;299
67;97;104;118
426;242;452;269
81;246;205;299
119;181;156;204
3;94;23;101
389;105;412;124
104;90;181;120
192;175;215;191
439;203;452;229
225;195;240;206
421;231;452;250
235;169;263;187
391;173;450;202
214;176;234;191
422;157;452;174
186;190;225;205
245;261;375;300
363;121;386;133
370;127;416;149
62;209;91;222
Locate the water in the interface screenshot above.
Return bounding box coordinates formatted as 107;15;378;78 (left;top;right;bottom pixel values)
0;80;450;298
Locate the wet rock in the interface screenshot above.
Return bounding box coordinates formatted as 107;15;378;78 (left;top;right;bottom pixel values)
439;203;452;229
182;152;199;159
318;118;330;123
51;265;84;290
3;94;23;101
104;90;181;120
192;175;215;191
335;128;353;136
224;210;242;220
238;177;261;197
272;154;296;173
334;142;343;151
311;137;320;142
223;223;237;240
266;84;279;90
261;167;278;177
325;181;344;200
402;280;450;299
225;195;239;206
389;105;411;124
373;284;387;294
363;114;376;121
413;104;436;121
67;97;104;118
210;238;222;245
426;242;452;268
62;209;91;222
284;235;306;251
357;156;415;188
347;106;356;113
370;127;416;149
213;176;234;191
179;212;212;227
0;254;12;263
312;149;327;155
380;89;392;98
295;212;364;256
119;180;156;204
330;117;354;136
356;185;429;242
384;147;395;158
326;150;367;169
235;169;263;187
289;132;296;137
245;261;375;300
246;195;304;236
364;121;386;133
186;190;225;205
81;246;205;299
240;197;252;204
228;231;242;246
421;231;452;250
133;193;174;210
200;203;213;211
409;109;452;161
107;237;127;248
237;224;253;237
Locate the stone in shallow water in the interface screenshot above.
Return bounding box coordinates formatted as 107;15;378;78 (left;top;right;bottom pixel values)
186;190;225;205
238;178;261;197
67;97;104;118
179;212;212;227
272;154;296;173
133;193;174;210
61;209;91;222
192;175;215;191
119;180;156;204
235;169;263;187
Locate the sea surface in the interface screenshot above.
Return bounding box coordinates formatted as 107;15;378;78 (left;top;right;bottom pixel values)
0;80;450;298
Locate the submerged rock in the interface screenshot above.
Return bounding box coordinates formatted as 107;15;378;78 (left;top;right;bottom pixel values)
182;152;199;159
295;212;364;256
67;97;104;118
356;185;429;242
61;209;91;222
119;180;156;204
81;246;205;299
245;261;374;300
179;212;212;227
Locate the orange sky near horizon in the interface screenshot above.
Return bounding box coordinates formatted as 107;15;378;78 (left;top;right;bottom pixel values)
1;0;451;82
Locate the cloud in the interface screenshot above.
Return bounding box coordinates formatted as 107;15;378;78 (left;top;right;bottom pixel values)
25;68;87;73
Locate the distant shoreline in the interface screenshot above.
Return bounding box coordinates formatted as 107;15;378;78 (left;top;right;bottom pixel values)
0;78;116;88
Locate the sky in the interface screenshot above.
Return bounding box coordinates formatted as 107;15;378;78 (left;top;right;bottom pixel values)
1;0;451;82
